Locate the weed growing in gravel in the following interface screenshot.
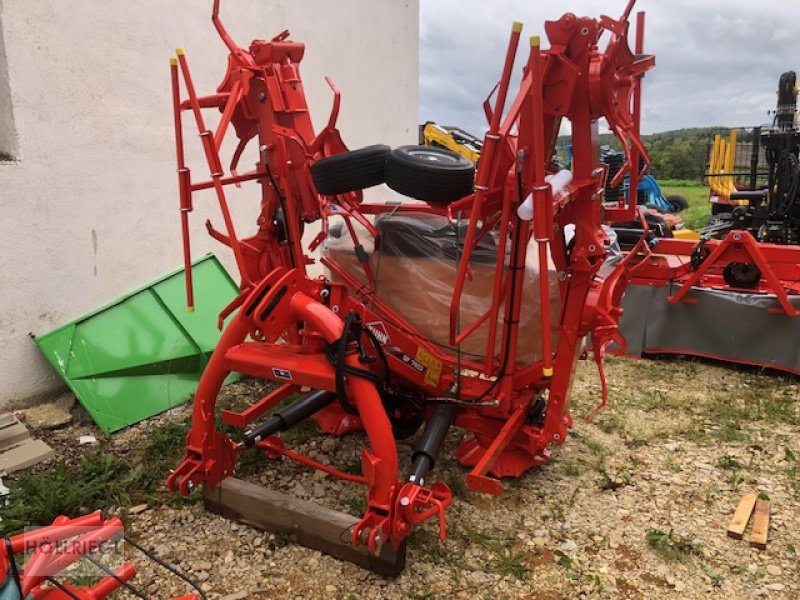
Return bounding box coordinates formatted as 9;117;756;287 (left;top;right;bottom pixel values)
585;573;605;593
624;437;649;449
676;424;707;443
144;420;190;462
713;423;750;443
644;528;703;564
703;485;721;504
701;564;725;587
598;466;632;491
729;471;745;491
596;412;626;436
342;494;366;516
553;546;604;590
665;453;683;473
582;436;609;459
456;525;495;547
553;549;574;570
784;448;800;497
341;455;362;476
442;469;468;498
489;550;529;581
715;454;743;470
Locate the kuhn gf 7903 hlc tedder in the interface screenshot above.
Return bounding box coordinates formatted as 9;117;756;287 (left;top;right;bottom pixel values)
166;0;653;557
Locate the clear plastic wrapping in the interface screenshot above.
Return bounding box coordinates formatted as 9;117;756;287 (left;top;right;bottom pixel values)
322;212;561;364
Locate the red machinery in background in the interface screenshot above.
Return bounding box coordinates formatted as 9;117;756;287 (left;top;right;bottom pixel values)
166;0;653;555
615;73;800;374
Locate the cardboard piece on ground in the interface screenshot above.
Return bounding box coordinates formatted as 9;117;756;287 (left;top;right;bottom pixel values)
0;439;54;473
727;493;757;539
749;498;770;550
0;415;31;450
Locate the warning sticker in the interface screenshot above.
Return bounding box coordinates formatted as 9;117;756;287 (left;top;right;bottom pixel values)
365;321;391;345
415;347;442;387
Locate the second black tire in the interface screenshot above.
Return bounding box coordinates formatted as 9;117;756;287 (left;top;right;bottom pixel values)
310;144;391;195
666;194;689;212
385;145;475;204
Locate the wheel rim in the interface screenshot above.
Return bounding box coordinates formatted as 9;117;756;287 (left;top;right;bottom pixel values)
406;148;460;164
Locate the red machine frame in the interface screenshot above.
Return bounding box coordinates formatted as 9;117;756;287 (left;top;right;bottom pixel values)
166;0;653;555
633;232;800;315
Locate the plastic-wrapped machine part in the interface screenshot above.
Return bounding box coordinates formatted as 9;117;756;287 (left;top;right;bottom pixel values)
322;216;377;288
322;212;561;364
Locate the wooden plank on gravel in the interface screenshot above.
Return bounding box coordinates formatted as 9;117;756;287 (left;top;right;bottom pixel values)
727;493;757;539
204;477;406;576
748;498;770;550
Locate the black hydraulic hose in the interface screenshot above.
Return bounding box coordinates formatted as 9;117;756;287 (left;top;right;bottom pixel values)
81;553;149;600
4;538;22;597
334;313;358;413
466;165;528;404
323;313;389;415
124;534;208;600
44;578;82;600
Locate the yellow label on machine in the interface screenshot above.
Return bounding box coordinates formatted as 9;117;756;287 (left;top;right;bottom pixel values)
415;347;443;387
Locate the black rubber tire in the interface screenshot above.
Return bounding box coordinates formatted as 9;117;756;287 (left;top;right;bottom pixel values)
667;194;689;212
723;261;761;288
711;202;733;215
385;145;475;204
310;144;390;195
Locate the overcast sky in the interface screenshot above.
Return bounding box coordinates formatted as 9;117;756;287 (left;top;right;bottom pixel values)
420;0;798;136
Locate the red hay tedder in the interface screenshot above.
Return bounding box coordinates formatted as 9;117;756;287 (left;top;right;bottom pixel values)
166;0;654;560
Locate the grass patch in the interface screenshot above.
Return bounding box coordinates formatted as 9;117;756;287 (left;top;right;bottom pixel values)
0;419;198;537
660;182;710;230
595;412;626;436
0;453;149;536
143;420;190;466
712;423;750;443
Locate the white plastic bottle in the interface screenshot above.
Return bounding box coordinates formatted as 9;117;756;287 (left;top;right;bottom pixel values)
517;169;573;221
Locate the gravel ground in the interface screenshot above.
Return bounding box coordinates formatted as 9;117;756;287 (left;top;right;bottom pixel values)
25;356;800;598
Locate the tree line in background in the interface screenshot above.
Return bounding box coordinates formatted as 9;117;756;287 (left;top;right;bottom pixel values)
557;127;752;181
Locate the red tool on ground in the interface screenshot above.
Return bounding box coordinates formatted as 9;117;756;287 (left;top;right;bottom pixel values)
0;513;201;599
167;0;653;555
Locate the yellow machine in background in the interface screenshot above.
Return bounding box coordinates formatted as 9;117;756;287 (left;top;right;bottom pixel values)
421;121;482;164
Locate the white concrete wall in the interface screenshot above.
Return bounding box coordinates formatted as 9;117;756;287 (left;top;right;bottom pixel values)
0;0;419;406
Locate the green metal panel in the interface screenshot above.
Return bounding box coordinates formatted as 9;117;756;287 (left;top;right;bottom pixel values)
34;254;239;433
